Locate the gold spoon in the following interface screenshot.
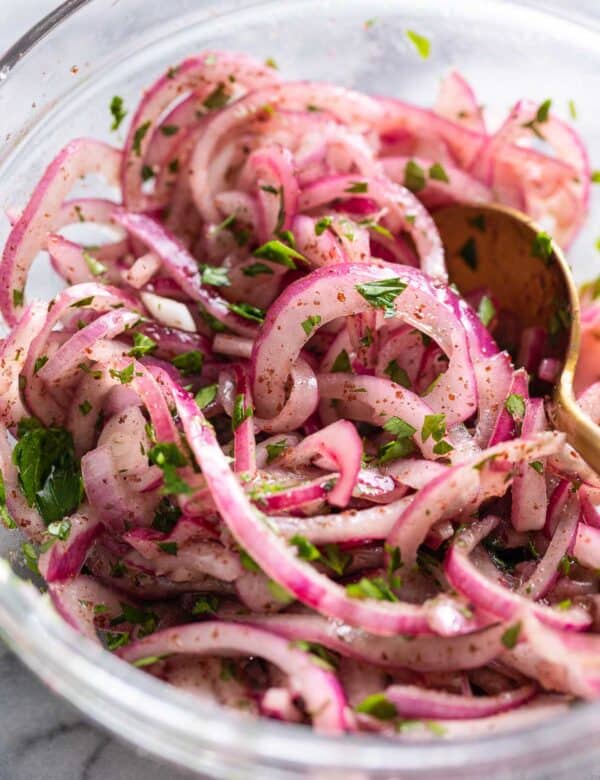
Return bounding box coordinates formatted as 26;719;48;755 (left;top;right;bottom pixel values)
432;202;600;472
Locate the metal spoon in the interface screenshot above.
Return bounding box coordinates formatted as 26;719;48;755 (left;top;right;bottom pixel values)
432;202;600;471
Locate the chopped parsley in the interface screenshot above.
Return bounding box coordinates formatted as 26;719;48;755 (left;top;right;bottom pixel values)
22;542;39;575
171;350;204;376
404;160;426;192
13;419;83;525
47;518;71;542
522;99;552;138
203;83;230;110
505;393;526;420
266;439;288;463
290;534;321;562
12;289;24;307
33;356;48;374
501;621;521;649
148;442;192;495
243;262;274;277
477;295;496;327
406;29;431;59
531;231;553;265
160;124;179;136
228;302;266;323
384;359;411;388
253;239;306;269
232;393;253;431
109;363;136;384
157;541;178;556
346;576;398;602
141;165;155;182
70;295;95;308
529;460;544;474
355;277;407;318
356;692;398;720
109;96;127;131
195;383;218;409
321;543;351;576
331;350;352;373
421;414;447;443
128;332;157;358
201;265;230;287
315;216;334;235
152;497;181;534
429;162;449;183
132;121;151;156
191;595;220;615
301;314;322;336
345;181;368;194
0;470;16;529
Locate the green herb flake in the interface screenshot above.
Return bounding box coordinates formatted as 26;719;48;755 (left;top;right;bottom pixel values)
429;162;449;183
505;393;526;420
12;289;24;307
232;393;253;431
253;239;306;269
243;262;274;277
384;417;416;439
356;692;398;720
266;439;288;463
421;413;447;443
70;295;95;309
109;363;136;384
148;442;192;496
132;120;151;156
529;460;544;474
591;171;600;184
128;332;157;358
320;543;351;576
378;437;416;464
355;277;407;319
459;237;478;270
290;534;321;562
133;654;169;668
203;83;230;111
265;57;278;69
384;359;411;388
141;164;155;182
0;470;16;529
172;350;204;376
501;621;522;649
109;96;127;131
531;231;553;265
33;356;48;374
22;542;39;575
315;216;334;236
301;314;322;336
47;518;71;542
83;251;107;277
201;265;230;287
406;29;431;59
331;350;352;373
168;158;180;174
404;160;426;193
160;124;179;136
556;598;572;611
106;631;130;651
344;181;368;194
346;576;398;602
478;295;496;327
195;383;218;409
432;440;454;456
568;99;577;120
157;541;178;556
191;595;220;616
228;301;266;323
13;420;83;525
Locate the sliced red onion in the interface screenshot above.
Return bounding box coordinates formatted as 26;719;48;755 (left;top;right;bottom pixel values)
118;621;351;732
385;682;535;719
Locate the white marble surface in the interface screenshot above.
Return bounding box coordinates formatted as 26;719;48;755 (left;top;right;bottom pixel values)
2;2;600;779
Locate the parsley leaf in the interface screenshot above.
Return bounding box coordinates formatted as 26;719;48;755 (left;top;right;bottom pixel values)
152;497;181;533
128;332;157;358
13;420;83;525
157;541;178;556
378;437;416;464
232;393;253;431
160;124;179;136
404;160;426;192
531;231;553;265
228;302;265;323
345;181;368;194
47;518;71;542
459;237;478;270
346;576;398;602
315;216;334;235
0;470;16;529
505;393;526;420
242;262;274;277
172;350;204;376
253;239;306;269
383;417;416;438
290;534;321;562
356;692;398;720
109;96;127;131
478;295;496;327
148;442;191;495
201;265;230;287
406;29;431;59
203;83;230;110
132;121;151;156
301;314;322;336
191;595;220;615
331;350;352;373
384;359;411;388
355;277;407;318
34;356;48;374
266;439;288;463
421;414;447;443
195;384;218;409
83;251;107;277
321;543;351;576
529;460;544;474
429;162;449;183
109;363;135;384
501;621;521;649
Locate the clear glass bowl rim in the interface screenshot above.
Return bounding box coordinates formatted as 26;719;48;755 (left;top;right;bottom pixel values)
1;1;600;776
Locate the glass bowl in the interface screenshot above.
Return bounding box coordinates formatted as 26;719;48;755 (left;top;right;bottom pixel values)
1;1;600;777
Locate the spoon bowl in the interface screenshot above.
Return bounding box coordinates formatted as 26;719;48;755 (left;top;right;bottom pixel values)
433;202;600;471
